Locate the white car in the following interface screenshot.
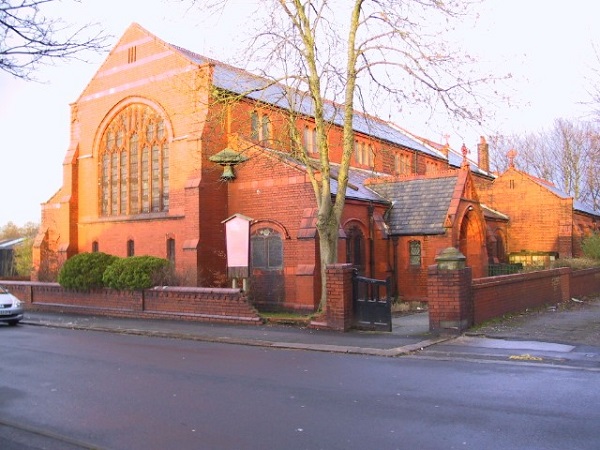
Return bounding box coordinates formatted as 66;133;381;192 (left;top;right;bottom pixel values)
0;286;24;326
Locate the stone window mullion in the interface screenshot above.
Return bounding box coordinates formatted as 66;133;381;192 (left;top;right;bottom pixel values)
99;104;169;217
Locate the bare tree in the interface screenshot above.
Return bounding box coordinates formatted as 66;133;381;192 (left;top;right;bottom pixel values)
0;0;108;80
0;220;38;239
191;0;509;308
489;119;600;210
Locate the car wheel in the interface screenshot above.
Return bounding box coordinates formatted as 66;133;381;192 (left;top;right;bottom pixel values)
7;320;19;326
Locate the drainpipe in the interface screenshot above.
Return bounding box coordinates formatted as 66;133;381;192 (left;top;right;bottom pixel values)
368;201;375;277
391;236;399;298
383;201;397;297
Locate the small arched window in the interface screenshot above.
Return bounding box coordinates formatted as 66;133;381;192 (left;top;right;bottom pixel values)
261;115;270;142
166;238;176;265
250;110;271;143
409;240;421;267
127;239;135;257
302;126;318;154
394;153;411;175
251;111;259;141
251;228;283;270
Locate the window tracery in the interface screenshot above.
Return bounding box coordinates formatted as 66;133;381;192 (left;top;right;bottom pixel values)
99;104;169;217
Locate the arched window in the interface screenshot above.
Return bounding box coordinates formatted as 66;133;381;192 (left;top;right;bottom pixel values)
99;104;169;217
409;240;421;266
394;153;411;175
302;126;318;154
166;238;176;265
495;230;506;263
353;140;374;168
250;110;271;143
251;228;283;270
261;114;270;142
127;239;135;257
251;111;259;141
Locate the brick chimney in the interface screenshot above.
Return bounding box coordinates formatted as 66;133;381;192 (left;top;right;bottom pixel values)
477;136;490;173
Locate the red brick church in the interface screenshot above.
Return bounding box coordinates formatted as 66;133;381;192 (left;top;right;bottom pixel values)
32;23;600;312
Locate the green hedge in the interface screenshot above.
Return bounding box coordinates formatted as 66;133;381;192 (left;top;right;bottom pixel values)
57;252;119;290
58;253;175;291
102;255;174;290
582;233;600;261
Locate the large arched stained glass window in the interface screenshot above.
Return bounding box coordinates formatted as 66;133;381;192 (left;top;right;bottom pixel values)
99;104;170;216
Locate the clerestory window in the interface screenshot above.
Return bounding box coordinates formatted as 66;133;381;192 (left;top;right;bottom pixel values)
250;110;271;144
302;126;318;154
99;104;169;217
354;139;374;168
394;153;412;175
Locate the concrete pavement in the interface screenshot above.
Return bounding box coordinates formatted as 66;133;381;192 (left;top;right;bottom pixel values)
17;295;600;368
20;310;448;357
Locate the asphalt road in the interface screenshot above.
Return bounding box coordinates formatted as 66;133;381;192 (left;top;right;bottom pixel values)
1;325;599;450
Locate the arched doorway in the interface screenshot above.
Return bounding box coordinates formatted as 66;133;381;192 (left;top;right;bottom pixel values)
345;224;365;275
494;229;507;263
249;227;285;309
458;210;485;278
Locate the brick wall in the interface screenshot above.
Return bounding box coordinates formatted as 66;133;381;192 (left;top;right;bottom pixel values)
472;268;571;324
1;281;261;325
570;268;600;298
428;257;600;334
395;234;453;302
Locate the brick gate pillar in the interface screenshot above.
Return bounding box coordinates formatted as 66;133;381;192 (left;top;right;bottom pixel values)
325;264;354;331
428;247;473;335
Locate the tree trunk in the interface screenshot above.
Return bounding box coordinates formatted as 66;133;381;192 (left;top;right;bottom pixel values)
316;207;340;310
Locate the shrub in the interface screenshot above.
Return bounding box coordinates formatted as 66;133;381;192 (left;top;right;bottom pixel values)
549;257;600;270
102;256;174;290
582;233;600;260
57;252;119;290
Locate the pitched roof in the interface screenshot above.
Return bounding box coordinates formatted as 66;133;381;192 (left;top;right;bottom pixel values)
329;165;389;203
508;168;600;217
169;43;440;158
255;148;388;203
481;204;509;221
0;238;26;249
528;177;600;217
368;175;459;235
394;126;492;177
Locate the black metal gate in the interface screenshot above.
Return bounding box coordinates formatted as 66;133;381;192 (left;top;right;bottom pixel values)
352;273;392;332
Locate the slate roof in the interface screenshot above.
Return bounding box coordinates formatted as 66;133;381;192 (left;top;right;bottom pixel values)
0;238;26;249
368;175;459;235
481;204;509;221
392;125;492;177
329;166;389;203
170;44;439;158
447;149;489;177
528;176;600;217
259;148;388;203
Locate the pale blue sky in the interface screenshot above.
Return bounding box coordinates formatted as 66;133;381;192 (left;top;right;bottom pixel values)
1;0;599;226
